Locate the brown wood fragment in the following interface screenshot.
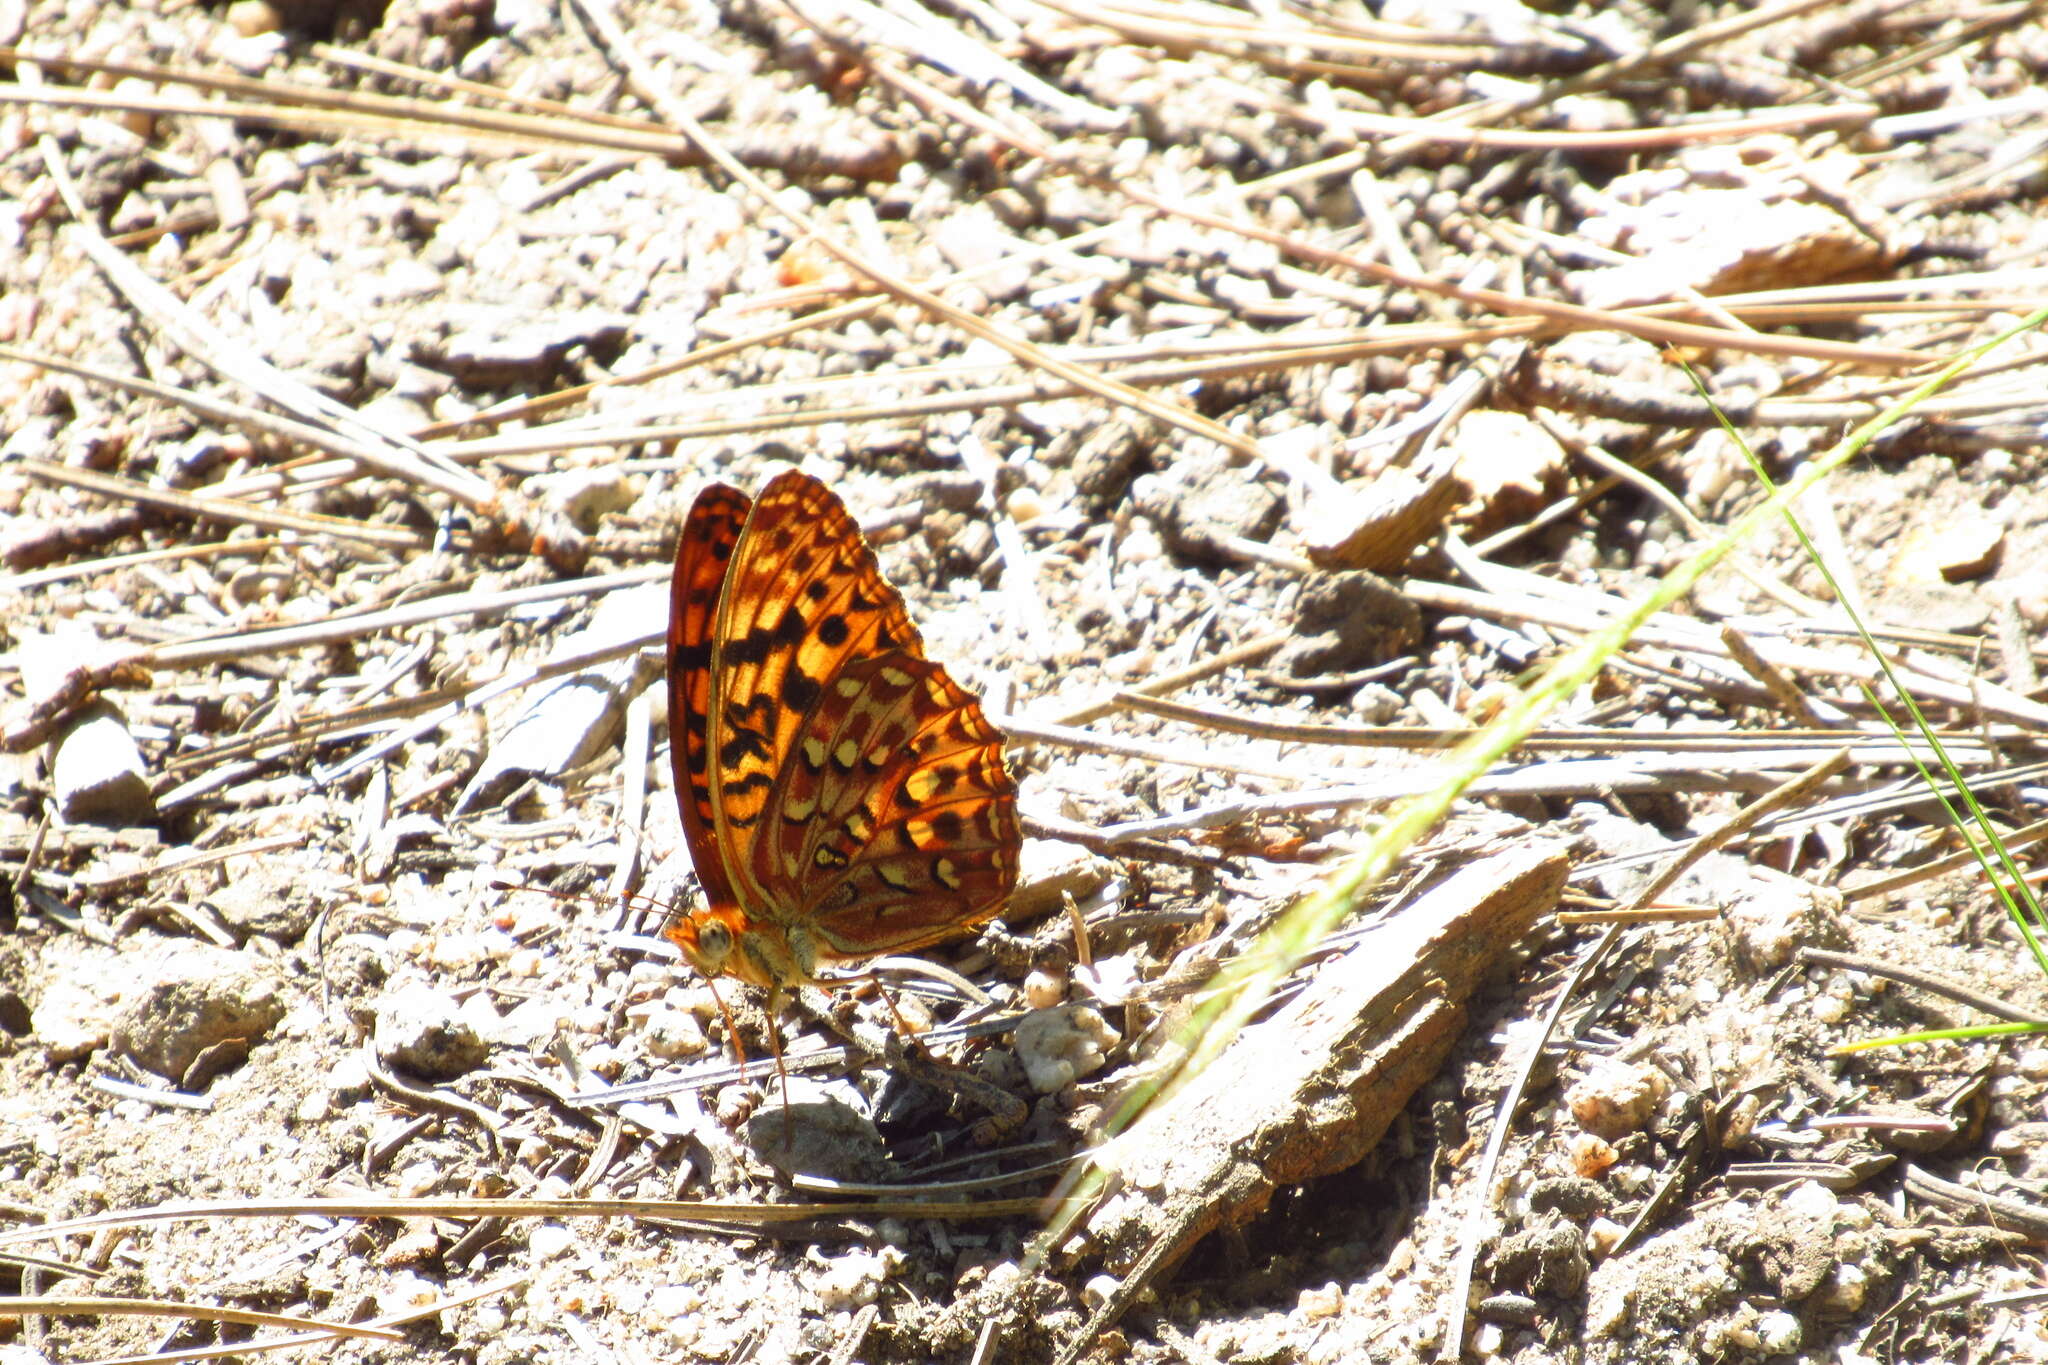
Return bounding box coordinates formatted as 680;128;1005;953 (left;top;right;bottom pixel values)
1885;520;2004;588
0;506;155;570
4;643;153;754
1046;842;1569;1362
1302;457;1469;573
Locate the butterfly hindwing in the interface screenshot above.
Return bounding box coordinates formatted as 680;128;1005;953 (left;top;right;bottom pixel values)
785;652;1020;960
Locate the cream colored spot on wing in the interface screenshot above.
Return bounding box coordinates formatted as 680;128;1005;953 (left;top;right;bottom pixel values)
935;857;962;890
834;739;860;769
880;666;915;688
802;737;828;769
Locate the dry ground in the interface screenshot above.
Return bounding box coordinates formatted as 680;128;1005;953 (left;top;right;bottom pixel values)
5;0;2048;1362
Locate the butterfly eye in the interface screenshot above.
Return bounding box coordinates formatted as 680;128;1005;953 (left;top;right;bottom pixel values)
692;919;732;967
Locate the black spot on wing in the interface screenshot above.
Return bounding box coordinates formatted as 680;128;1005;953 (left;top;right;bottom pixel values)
719;728;773;768
781;667;821;711
726;607;808;666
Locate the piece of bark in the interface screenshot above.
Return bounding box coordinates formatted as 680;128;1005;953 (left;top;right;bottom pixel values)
1046;841;1569;1362
1446;411;1566;537
1300;457;1468;573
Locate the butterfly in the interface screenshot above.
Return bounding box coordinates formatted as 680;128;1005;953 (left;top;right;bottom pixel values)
663;469;1022;1026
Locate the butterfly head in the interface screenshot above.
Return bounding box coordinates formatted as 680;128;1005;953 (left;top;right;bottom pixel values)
668;907;743;980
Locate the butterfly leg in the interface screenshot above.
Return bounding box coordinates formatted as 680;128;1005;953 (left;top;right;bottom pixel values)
699;975;754;1079
757;982;798;1146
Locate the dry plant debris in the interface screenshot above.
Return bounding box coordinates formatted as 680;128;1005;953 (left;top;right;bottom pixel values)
3;0;2048;1362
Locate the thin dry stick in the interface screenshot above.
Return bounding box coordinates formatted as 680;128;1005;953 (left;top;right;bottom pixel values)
1845;816;2048;904
1549;435;1829;620
1406;575;2048;730
1078;752;1843;845
0;1196;1043;1256
16;457;423;552
156;682;468;782
0;1297;403;1342
1625;748;1853;913
0;81;696;157
571;0;1274;465
0;44;881;172
611;682;655;904
34;148;455;480
998;714;1357;785
144;566;660;673
1258;86;1875;151
76;832;304;898
432;326;1527;463
1437;924;1620;1362
1721;625;1842;725
115;1275;535;1365
1117;693;2027;758
1401;0;1845;141
1800;946;2048;1027
29;133;577;568
1034;0;1495;65
849;39;1928;370
409;208;1158;439
0;537;289;595
0;341;538;517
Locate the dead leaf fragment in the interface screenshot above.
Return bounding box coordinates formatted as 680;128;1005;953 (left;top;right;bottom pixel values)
1448;411;1566;536
1886;520;2004;588
1300;459;1468;572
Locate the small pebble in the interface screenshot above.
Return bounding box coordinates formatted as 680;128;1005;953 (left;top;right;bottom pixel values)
1565;1058;1668;1140
1081;1273;1120;1311
1299;1282;1343;1320
1022;969;1065;1009
1586;1217;1627;1259
529;1223;577;1261
226;0;285;34
1569;1132;1618;1177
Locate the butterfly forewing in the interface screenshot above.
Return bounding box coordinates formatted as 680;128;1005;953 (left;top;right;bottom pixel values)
667;483;751;916
708;473;923;910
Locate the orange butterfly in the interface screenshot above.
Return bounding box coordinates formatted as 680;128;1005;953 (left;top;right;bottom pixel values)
663;470;1021;1024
